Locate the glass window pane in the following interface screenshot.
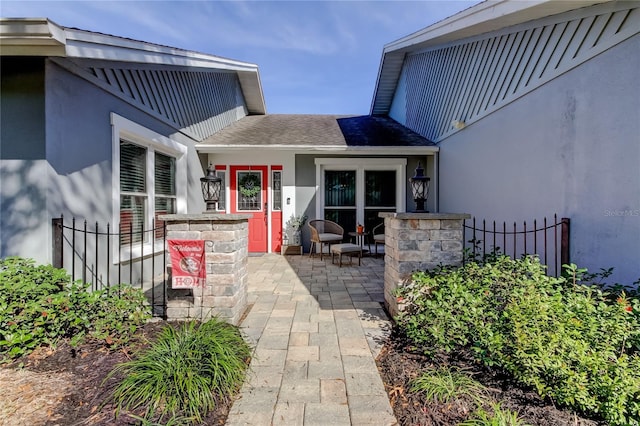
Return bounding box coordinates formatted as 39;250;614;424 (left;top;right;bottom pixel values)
325;209;355;236
120;195;146;244
155;152;175;196
237;171;262;211
325;171;355;207
154;197;176;215
365;170;396;207
120;142;146;193
216;171;226;211
272;171;282;211
154;197;176;239
365;209;392;235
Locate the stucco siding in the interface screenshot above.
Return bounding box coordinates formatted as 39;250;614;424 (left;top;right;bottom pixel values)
1;59;209;265
389;68;407;125
44;60;205;221
0;58;48;261
438;34;640;284
391;2;639;144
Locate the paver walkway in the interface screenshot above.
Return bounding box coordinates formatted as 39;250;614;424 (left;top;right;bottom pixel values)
226;253;397;426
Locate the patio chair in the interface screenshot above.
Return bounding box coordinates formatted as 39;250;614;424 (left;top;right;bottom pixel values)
308;219;344;260
372;222;385;257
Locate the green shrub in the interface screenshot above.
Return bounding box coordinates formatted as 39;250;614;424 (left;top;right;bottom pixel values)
496;272;640;425
0;257;150;360
395;256;544;360
107;318;251;424
394;257;640;426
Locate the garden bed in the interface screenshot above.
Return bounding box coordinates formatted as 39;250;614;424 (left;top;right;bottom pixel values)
0;322;231;426
376;328;606;426
1;324;610;426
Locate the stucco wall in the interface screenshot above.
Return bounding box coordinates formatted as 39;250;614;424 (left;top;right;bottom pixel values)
0;58;48;261
1;58;211;265
437;35;640;284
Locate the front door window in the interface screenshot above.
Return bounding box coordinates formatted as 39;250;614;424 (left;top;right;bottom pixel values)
237;171;262;211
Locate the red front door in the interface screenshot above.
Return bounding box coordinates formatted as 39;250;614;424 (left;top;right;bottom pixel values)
230;166;268;252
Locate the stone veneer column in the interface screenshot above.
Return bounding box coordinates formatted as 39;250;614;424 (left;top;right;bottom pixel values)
159;214;250;326
380;212;470;318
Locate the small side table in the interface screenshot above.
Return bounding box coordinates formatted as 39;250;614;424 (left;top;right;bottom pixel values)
348;231;370;254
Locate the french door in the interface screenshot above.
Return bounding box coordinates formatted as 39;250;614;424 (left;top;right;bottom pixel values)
317;158;406;235
324;170;397;232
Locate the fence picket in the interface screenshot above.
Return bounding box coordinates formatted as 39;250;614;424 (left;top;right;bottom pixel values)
51;216;167;317
464;214;570;277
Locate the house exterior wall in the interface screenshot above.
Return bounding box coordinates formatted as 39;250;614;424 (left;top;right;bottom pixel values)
388;2;639;144
437;34;640;284
0;57;48;261
1;57;246;267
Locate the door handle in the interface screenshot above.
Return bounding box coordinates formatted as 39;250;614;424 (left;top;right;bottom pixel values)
264;203;268;222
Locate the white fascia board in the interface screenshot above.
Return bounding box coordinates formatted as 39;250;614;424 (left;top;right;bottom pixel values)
0;18;260;72
0;18;67;56
63;28;259;72
195;145;439;154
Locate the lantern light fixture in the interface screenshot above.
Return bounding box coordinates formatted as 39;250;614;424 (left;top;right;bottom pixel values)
200;163;222;212
409;161;430;212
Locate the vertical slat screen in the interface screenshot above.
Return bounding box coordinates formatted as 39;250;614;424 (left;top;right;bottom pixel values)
400;5;638;143
85;65;246;141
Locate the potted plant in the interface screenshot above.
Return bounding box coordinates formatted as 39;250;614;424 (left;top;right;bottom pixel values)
285;214;307;246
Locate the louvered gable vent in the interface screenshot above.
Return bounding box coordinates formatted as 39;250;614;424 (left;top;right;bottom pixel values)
86;66;246;141
400;4;639;143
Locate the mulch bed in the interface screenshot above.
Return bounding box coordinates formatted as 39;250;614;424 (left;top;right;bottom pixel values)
0;321;230;426
375;327;607;426
2;321;609;426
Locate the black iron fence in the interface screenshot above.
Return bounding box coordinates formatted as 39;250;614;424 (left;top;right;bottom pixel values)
52;216;167;318
463;215;570;277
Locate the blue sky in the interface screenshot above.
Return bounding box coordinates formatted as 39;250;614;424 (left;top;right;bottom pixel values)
2;1;479;114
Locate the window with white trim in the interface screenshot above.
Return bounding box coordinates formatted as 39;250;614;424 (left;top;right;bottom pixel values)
111;113;187;258
119;140;177;244
315;158;407;234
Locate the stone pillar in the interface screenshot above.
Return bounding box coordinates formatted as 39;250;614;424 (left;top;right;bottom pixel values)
380;212;470;317
160;214;250;325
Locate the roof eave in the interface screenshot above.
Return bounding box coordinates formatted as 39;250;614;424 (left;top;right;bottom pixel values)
370;0;610;115
385;0;609;53
0;18;67;56
0;17;267;115
196;144;439;154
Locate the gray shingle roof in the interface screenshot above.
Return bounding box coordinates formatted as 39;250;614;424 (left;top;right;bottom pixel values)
198;114;435;148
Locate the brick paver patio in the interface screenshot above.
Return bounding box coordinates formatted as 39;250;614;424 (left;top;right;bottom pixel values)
226;253;396;426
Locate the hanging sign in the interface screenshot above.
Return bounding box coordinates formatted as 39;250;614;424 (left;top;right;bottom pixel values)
168;240;206;289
